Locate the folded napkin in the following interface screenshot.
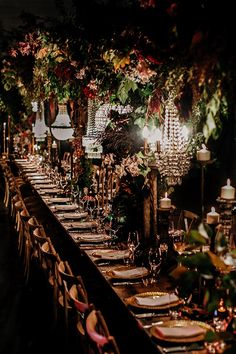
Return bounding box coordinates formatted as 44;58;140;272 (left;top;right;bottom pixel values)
49;197;71;203
54;204;78;211
35;184;58;189
135;293;179;307
40;189;61;194
63;212;88;219
112;267;147;278
74;233;109;242
155;324;206;339
32;179;52;184
65;221;97;229
94;250;129;260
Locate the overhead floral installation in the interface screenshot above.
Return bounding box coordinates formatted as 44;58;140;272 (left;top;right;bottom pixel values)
0;0;234;144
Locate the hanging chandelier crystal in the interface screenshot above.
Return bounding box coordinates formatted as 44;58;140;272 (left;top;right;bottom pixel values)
32;101;49;142
143;95;192;186
50;103;74;141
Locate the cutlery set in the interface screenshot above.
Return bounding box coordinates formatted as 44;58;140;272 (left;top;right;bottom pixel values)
157;345;205;353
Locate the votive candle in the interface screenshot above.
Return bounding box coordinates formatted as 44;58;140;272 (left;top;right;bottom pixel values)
221;179;235;200
196;144;211;161
207;207;220;225
160;192;171;209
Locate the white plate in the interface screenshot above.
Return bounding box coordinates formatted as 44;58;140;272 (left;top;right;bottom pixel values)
48;198;71;203
31;179;52;184
72;233;112;243
61;212;88;220
63;221;97;229
107;266;149;279
54;204;78;211
92;249;129;260
35;184;58;189
39;189;62;194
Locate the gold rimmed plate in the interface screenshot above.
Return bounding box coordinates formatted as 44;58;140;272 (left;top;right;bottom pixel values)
150;319;213;343
92;249;129;261
106;266;149;279
125;292;182;310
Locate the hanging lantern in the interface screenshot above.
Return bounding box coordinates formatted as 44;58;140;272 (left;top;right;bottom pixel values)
50;103;74;141
32;101;49;142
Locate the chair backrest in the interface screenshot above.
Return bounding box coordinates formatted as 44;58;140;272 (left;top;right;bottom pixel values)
178;209;199;234
86;309;120;354
69;280;89;314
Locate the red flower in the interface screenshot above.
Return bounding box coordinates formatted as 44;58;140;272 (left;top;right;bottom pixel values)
83;87;97;99
166;3;178;17
146;55;162;65
191;31;204;46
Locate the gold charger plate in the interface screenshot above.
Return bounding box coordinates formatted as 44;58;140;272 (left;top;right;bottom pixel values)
106;266;149;279
92;249;129;260
125;292;181;310
150;319;213;343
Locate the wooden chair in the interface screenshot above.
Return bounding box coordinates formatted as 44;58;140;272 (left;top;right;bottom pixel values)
32;225;47;265
177;209;199;235
86;309;120;354
19;208;32;283
68;277;94;353
40;238;60;323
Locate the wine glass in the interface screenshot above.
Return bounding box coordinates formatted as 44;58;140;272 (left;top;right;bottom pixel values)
148;247;162;284
127;231;140;266
173;231;186;257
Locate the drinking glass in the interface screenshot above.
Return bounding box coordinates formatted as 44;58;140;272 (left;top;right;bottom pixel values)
173;231;186;256
148;247;162;284
127;231;140;266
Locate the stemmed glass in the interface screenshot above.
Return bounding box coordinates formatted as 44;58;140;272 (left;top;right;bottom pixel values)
173;231;186;257
148;247;162;284
71;184;80;206
87;198;96;221
127;231;140;266
60;176;68;192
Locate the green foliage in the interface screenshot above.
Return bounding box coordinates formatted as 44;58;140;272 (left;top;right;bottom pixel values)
117;78;138;104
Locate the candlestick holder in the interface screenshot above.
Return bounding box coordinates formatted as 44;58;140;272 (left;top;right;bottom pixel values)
157;207;174;251
216;197;236;239
197;159;214;221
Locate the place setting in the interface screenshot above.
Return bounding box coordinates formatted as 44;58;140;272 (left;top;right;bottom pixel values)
125;292;181;311
62;220;98;231
91;248;130;261
70;232;112;244
57;211;88;221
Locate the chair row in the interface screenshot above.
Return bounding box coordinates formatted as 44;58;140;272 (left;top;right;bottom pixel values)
1;160;121;354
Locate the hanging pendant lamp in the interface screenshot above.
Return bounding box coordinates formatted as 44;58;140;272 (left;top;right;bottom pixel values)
50;103;74;141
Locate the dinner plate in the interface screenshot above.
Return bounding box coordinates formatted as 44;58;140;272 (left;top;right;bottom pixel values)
106;266;149;279
29;176;49;180
26;173;45;177
31;179;52;184
125;292;182;310
53;204;78;211
72;233;112;243
92;249;129;260
48;197;71;203
63;221;98;229
150;319;213;343
61;212;88;220
35;184;58;189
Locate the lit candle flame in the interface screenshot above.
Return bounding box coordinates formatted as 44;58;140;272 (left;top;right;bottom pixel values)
227;178;231;186
165;192;168;198
211;207;215;213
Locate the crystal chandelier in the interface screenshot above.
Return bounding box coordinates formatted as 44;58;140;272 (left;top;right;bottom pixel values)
143;95;191;186
51;103;74;141
32;101;49;142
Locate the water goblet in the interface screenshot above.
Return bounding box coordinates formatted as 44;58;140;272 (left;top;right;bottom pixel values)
148;247;162;284
127;231;140;266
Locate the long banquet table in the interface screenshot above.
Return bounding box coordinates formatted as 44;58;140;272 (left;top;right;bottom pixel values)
12;159;207;354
